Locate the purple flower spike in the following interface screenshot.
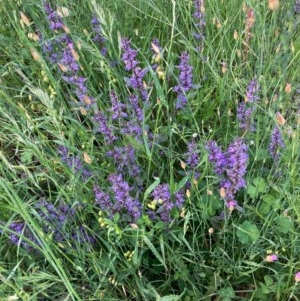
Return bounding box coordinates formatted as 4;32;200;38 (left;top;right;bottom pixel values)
185;139;199;169
174;51;193;109
91;16;107;55
237;79;260;132
57;146;92;181
94;186;112;212
107;145;141;177
269;126;285;162
121;38;139;71
44;2;64;31
108;173;142;220
245;79;260;103
108;90;128;120
237;102;255;132
121;38;149;100
225;138;248;193
205;140;227;175
93;111;116;144
193;0;206;52
206;138;249;210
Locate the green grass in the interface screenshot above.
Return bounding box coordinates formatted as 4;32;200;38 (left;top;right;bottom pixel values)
0;0;299;300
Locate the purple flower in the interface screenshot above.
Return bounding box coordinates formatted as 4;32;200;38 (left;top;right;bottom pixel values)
121;38;139;71
7;222;37;249
148;184;184;222
58;146;82;172
151;38;162;53
152;184;171;203
206;138;249;210
44;2;64;31
72;226;96;247
121;38;149;100
237;102;255;132
41;5;95;110
185;139;199;169
193;0;206;52
108;173;142;220
57;146;92;181
60;43;80;73
174;51;193;109
107;145;141;177
205;140;227;175
294;0;300;14
175;190;185;208
128;67;149;100
93;111;116;144
35;199;75;230
108;90;128;120
121;120;143;138
129;94;143;122
91;16;107;55
94;186;112;211
225;138;248;194
237;79;260;132
150;38;163;68
269;126;285;162
57;145;93;182
245;79;260;103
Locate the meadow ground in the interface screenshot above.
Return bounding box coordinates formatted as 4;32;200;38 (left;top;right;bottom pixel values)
0;0;299;300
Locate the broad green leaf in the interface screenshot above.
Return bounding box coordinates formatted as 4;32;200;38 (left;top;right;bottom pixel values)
253;177;267;193
259;202;271;215
247;184;258;199
247;177;268;199
264;275;274;287
275;216;293;234
219;287;235;300
260;283;270;294
236;221;260;244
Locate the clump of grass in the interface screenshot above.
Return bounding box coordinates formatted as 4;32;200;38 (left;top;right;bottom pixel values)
0;0;299;300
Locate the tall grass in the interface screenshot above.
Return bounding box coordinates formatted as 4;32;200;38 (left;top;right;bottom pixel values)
0;0;299;300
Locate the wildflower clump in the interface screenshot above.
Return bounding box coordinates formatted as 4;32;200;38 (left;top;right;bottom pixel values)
206;138;248;210
0;1;298;300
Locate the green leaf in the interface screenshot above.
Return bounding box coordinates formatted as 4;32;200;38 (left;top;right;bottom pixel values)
247;184;258;199
259;202;271;215
247;177;268;199
262;194;280;208
275;216;293;234
236;221;260;244
264;275;273;287
259;194;280;215
253;177;267;193
260;283;270;294
219;287;235;300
